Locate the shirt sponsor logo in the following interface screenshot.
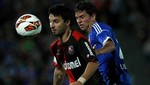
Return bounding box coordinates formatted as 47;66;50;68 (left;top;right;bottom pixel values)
63;57;81;70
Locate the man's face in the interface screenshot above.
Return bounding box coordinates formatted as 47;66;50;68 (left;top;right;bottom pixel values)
75;11;93;32
49;14;67;36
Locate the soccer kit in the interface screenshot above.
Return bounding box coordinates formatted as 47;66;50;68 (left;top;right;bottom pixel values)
50;30;103;85
88;22;131;85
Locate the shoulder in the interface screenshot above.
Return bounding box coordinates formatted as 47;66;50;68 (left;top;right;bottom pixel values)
50;38;60;48
72;30;87;41
92;22;111;29
92;22;112;33
49;38;61;55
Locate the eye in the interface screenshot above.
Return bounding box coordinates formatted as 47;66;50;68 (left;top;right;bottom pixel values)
53;19;59;23
55;20;59;23
80;15;84;19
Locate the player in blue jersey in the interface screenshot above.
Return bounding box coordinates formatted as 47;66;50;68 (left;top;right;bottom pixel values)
75;1;131;85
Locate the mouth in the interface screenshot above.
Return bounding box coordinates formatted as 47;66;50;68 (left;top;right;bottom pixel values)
79;24;83;28
79;26;83;28
51;29;56;33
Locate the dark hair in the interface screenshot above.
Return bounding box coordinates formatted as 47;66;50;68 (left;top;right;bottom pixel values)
48;4;73;23
75;1;97;16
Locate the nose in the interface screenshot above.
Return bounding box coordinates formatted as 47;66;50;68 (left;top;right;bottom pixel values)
76;18;82;24
50;22;54;29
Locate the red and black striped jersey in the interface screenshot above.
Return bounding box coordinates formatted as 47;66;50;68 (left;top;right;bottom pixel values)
50;30;103;85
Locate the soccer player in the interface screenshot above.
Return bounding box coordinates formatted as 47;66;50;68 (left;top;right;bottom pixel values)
48;4;104;85
75;1;131;85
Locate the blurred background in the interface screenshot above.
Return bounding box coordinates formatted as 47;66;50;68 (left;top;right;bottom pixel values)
0;0;150;85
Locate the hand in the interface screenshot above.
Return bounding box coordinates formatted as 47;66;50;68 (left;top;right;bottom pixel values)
70;81;83;85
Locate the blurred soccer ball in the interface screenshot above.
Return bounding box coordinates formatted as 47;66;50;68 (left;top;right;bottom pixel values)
15;14;42;37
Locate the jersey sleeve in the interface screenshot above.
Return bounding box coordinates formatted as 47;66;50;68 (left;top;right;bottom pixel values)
77;38;98;62
96;31;111;46
92;26;113;46
50;39;61;68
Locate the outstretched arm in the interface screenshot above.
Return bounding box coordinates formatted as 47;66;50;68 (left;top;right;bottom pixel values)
53;67;66;85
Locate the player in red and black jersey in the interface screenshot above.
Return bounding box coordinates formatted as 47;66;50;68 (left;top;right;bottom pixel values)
48;4;104;85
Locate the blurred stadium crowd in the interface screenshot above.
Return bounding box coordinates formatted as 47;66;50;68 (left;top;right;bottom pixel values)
0;0;150;85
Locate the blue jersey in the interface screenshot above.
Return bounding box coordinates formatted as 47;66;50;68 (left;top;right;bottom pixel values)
88;22;131;85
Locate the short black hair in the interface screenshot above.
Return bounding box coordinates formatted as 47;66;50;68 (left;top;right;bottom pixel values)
75;1;97;16
48;4;73;23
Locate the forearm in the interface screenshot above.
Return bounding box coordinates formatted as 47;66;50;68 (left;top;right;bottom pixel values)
53;67;65;85
78;61;99;84
53;75;63;85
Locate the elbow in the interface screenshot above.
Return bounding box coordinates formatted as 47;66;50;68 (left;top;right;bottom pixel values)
111;44;116;51
109;40;116;51
95;61;99;67
106;39;116;52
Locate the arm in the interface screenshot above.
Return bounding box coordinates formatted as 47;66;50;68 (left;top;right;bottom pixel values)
82;61;99;79
50;39;66;85
53;67;66;85
70;61;99;85
70;34;99;85
70;35;99;85
95;39;115;55
79;61;99;83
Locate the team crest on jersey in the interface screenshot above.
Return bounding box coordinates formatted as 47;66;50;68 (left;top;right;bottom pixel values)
68;45;74;55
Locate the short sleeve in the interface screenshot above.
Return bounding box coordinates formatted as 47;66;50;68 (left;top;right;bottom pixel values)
50;39;62;68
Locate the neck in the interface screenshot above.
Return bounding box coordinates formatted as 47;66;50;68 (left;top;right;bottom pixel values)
61;28;72;42
87;20;96;34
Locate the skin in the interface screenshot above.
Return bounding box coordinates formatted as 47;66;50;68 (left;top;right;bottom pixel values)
49;13;99;85
75;11;95;34
53;67;66;85
75;10;115;55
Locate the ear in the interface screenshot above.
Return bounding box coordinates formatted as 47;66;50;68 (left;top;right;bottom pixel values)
66;20;70;26
91;13;96;20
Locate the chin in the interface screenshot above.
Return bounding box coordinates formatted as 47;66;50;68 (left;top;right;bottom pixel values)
80;28;85;31
53;32;57;36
